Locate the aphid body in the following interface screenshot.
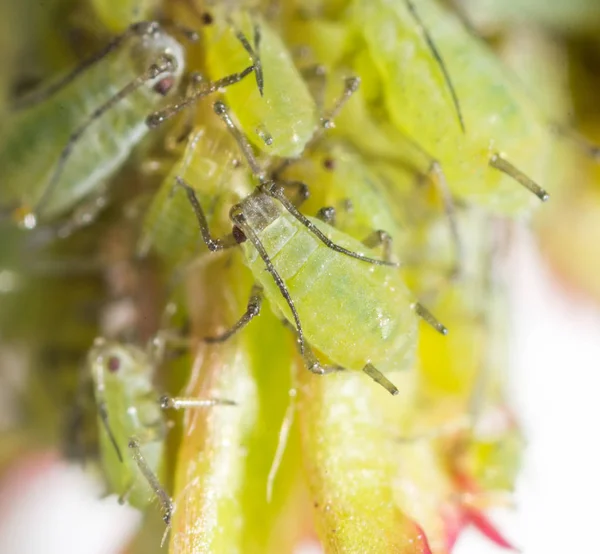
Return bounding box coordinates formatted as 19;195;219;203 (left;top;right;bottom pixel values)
0;23;185;224
89;338;165;510
236;189;418;374
351;0;554;214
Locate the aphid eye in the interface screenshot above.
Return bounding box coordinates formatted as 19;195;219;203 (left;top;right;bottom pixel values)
232;226;247;244
107;355;121;373
323;157;336;171
153;76;176;96
201;12;214;26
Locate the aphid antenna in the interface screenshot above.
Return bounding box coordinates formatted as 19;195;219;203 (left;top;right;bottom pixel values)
413;302;448;335
272;75;361;178
32;54;179;220
489;154;550;202
230;208;307;354
13;22;162;110
98;402;124;463
128;437;173;524
403;0;466;133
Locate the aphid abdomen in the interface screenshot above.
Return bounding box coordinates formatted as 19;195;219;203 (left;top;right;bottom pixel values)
241;210;417;373
51;85;162;214
353;0;552;214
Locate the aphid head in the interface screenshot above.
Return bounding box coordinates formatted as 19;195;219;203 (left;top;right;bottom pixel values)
89;338;149;383
131;25;186;96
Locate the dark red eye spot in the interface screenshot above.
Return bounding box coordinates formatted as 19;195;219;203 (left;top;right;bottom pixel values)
107;356;121;373
323;157;336;171
153;76;175;96
232;226;247;244
201;12;213;25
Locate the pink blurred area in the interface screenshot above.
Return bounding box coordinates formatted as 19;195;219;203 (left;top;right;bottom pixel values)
0;227;598;554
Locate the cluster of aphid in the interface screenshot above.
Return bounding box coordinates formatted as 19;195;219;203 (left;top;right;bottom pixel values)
2;0;600;552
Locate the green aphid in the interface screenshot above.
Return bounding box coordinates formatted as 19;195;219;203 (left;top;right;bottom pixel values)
0;22;186;227
175;100;448;396
88;337;234;524
350;0;557;215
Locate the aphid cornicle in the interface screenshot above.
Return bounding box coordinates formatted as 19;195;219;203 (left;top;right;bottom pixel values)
0;22;185;227
350;0;555;214
177;101;447;395
89;338;234;524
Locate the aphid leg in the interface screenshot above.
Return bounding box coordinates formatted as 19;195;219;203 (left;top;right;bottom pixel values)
128;437;173;525
320;76;360;132
489;154;549;202
301;64;328;112
91;339;125;462
303;343;345;376
168;72;205;148
205;284;264;343
273;75;359;177
403;0;465;133
413;302;448;335
428;161;463;277
146;26;262;128
265;182;400;267
231;209;306;354
213;101;265;178
174;176;240;251
283;319;343;374
233;21;264;96
280;180;311;207
549;122;600;161
362;230;394;263
118;484;133;505
53;191;109;239
31;54;179;221
362;364;399;396
13;22;162;110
